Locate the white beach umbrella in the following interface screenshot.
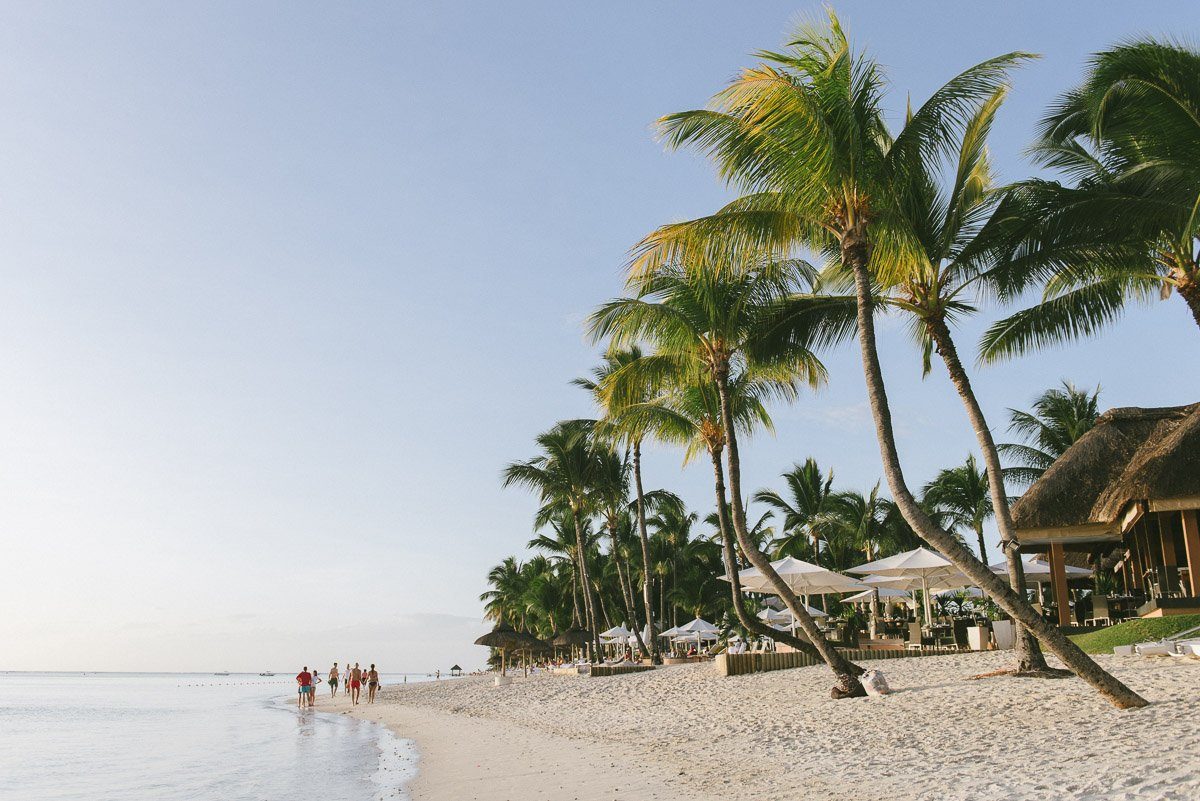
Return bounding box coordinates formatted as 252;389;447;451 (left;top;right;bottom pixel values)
599;624;632;642
988;556;1093;579
677;617;720;650
731;556;866;596
843;587;911;603
849;548;970;625
757;605;827;622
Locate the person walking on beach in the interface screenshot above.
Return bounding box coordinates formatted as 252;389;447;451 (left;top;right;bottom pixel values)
328;663;339;697
349;663;362;705
296;666;313;708
344;659;351;695
310;667;322;703
366;664;380;704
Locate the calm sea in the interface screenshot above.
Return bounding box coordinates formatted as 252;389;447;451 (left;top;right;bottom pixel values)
0;672;425;801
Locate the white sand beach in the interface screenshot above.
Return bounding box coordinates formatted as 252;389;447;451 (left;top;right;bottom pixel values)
327;653;1200;801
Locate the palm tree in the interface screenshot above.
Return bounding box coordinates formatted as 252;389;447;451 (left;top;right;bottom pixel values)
635;12;1144;706
590;260;868;695
591;446;651;658
999;381;1101;486
980;39;1200;360
922;456;993;563
576;348;661;661
502;421;609;658
623;363;837;659
754;459;840;561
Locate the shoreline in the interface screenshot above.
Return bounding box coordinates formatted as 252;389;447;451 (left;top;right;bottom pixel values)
321;685;691;800
329;652;1199;800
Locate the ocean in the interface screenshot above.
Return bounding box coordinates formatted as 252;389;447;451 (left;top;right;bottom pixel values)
0;672;424;801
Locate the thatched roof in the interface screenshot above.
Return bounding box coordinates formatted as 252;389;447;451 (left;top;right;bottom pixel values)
551;626;592;646
1011;403;1200;535
474;622;537;650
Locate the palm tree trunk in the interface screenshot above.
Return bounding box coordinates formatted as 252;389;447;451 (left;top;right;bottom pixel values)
925;315;1055;675
709;445;827;659
571;509;602;660
712;361;866;696
632;441;661;661
1174;265;1200;329
845;238;1145;708
609;521;650;659
570;568;582;627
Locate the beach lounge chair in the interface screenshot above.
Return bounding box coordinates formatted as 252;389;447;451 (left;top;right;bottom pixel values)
1086;595;1111;627
1134;641;1173;656
905;622;923;651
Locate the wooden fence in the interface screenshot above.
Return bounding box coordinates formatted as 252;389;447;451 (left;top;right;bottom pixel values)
716;647;964;677
589;664;656;678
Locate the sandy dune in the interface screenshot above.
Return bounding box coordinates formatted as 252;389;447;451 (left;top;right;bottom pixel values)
330;652;1200;801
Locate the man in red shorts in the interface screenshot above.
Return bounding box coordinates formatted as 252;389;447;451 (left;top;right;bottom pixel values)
349;662;362;705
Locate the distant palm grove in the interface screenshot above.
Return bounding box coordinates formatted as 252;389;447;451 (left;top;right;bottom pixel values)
485;10;1197;709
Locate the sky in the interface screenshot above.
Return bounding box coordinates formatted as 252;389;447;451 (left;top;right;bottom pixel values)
0;2;1196;673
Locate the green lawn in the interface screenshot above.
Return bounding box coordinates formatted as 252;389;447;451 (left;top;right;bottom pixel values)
1069;614;1200;654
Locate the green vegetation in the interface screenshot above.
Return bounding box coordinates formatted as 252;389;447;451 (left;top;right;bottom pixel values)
1070;615;1200;654
486;9;1199;707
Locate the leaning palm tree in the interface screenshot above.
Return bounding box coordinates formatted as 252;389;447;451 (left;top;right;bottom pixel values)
634;12;1143;705
922;455;993;563
502;421;609;658
615;361;837;660
576;347;661;661
999;381;1101;487
590;260;869;695
980;38;1200;360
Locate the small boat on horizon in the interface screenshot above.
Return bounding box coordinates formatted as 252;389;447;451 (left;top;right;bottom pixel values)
214;671;231;676
259;671;275;676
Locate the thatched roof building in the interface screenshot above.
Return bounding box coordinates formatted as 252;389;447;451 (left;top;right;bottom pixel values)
1011;403;1200;545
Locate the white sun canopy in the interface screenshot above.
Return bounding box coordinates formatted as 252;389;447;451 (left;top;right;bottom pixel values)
599;625;632;641
679;617;720;634
988;556;1093;579
849;548;971;625
757;605;827;623
843;587;911;603
730;556;866;595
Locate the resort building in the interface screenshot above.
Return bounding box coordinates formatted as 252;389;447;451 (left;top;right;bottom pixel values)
1010;403;1200;625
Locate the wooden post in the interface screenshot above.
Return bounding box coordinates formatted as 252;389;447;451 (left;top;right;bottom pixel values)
1159;515;1178;594
1182;510;1200;597
1049;542;1072;627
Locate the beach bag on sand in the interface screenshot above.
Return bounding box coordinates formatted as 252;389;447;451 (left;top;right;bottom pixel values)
861;669;891;696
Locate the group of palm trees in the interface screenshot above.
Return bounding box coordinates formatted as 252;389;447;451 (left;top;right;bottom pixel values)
487;11;1198;709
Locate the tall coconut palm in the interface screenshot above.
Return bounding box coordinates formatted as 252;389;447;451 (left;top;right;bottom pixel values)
527;511;586;626
999;381;1101;486
619;363;835;659
502;421;609;658
979;39;1200;361
922;455;993;563
591;446;651;658
754;459;840;561
576;347;661;661
634;12;1143;705
590;260;868;694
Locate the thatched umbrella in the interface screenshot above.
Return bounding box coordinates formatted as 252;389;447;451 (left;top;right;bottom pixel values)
474;622;530;676
551;626;592;662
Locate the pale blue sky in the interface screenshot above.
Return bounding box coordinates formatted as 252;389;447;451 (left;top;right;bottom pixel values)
0;3;1196;672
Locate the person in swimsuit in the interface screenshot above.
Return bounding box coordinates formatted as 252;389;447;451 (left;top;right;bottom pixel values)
349;663;362;705
296;666;313;708
310;667;322;706
328;663;339;697
366;664;379;704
